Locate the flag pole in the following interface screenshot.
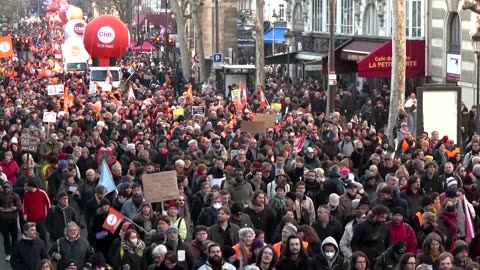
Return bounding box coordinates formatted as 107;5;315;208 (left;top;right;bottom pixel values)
123;215;146;232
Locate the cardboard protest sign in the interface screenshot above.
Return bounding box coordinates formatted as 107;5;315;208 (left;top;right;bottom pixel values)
142;171;179;203
42;112;57;123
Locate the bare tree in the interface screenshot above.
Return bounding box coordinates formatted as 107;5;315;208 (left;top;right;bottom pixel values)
386;0;406;141
191;0;207;81
170;0;192;80
255;0;265;88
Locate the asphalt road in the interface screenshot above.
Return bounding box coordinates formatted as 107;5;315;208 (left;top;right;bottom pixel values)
0;234;12;270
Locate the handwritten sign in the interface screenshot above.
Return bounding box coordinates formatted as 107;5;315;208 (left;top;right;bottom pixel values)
192;106;205;116
21;130;39;152
42;112;57;123
142;171;179;203
89;82;97;95
47;84;64;95
102;84;112;92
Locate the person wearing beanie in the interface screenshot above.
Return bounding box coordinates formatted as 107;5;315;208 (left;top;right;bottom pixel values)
164;223;194;270
339;210;367;260
90;196;116;261
451;240;473;269
92;252;113;270
339;179;363;217
112;229;145;270
47;159;70;201
277;190;310;225
272;223;309;257
400;175;426;217
388;206;417;253
46;192;79;242
229;202;255;229
409;196;435;233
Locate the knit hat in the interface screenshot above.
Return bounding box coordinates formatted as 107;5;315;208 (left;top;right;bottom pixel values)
167;200;178;209
452;240;468;256
285;191;298;202
365;170;375;180
283;223;297;236
340;168;350;177
92;252;107;267
59;159;69;170
391;206;405;217
446;177;458;188
230;202;243;216
424;155;434;161
358;196;370;207
251;238;264;251
99;199;111;207
392;241;406;254
464;175;474;185
166;226;179;235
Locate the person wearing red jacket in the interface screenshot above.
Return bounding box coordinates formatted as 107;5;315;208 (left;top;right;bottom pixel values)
388;206;418;254
23;179;51;246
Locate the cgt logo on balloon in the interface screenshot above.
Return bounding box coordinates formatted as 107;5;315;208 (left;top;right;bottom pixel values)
97;26;115;48
73;23;85;36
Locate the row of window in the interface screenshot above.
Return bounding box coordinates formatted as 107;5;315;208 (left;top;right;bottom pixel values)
311;0;423;38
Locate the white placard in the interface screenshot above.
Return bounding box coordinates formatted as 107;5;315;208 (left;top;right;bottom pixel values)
102;84;112;92
210;177;225;187
89;82;97;95
192;106;205;116
43;112;57;123
47;84;64;95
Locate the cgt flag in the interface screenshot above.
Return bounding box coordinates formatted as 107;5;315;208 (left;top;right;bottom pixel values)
0;36;14;59
102;207;124;234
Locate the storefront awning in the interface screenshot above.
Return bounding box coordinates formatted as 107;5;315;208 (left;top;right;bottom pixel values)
265;51;324;65
357;40;425;78
264;27;287;44
340;40;386;61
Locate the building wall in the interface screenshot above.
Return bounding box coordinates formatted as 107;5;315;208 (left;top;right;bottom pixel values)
429;0;477;108
199;0;238;58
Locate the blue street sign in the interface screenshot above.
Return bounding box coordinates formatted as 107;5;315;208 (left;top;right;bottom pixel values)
213;53;222;63
36;41;43;48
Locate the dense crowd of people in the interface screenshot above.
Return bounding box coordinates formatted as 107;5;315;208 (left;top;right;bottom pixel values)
1;15;480;270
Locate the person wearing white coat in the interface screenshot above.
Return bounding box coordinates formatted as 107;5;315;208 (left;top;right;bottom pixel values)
339;210;367;260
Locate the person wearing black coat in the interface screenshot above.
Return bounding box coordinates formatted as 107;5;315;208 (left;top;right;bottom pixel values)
112;229;146;270
276;235;313;270
91;199;119;264
46;192;79;241
374;185;409;215
312;236;348;270
323;167;344;196
312;205;344;244
373;241;406;270
10;222;49;270
165;226;194;270
350;205;390;266
85;186;107;244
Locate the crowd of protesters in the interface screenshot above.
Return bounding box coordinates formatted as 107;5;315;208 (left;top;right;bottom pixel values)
1;15;480;270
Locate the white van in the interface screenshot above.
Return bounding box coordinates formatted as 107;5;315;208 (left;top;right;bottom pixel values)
89;67;122;88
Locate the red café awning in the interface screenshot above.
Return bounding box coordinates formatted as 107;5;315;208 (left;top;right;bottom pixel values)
357;40;425;78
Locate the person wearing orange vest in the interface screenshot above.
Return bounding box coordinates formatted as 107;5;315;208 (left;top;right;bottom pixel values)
443;136;461;159
232;227;255;269
409;196;435;238
272;223;309;257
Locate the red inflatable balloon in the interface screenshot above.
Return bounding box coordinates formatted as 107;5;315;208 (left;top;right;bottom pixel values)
83;15;129;59
47;2;58;12
59;5;72;24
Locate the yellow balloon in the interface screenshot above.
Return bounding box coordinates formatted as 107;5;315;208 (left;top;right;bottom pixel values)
66;6;83;21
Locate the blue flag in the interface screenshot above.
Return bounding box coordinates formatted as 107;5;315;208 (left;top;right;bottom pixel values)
98;160;117;194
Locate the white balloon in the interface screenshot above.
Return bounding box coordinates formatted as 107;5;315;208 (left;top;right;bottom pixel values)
64;19;87;39
62;37;90;61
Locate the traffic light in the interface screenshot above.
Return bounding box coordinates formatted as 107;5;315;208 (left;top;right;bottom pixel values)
23;38;30;50
14;37;22;51
167;37;174;48
137;34;144;46
154;36;162;48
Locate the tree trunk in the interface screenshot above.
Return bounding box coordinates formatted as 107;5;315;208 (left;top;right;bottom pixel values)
192;0;207;82
170;0;192;81
255;0;265;88
386;0;406;144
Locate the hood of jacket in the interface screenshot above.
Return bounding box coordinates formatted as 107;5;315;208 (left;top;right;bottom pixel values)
2;181;12;194
321;236;339;262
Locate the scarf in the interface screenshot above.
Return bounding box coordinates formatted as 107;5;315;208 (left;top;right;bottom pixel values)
441;210;458;250
429;249;441;262
248;202;264;213
121;239;145;256
168;239;178;251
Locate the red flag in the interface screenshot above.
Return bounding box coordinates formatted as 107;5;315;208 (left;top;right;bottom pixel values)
239;81;247;108
293;135;306;153
0;36;14;59
102;207;124;234
259;87;266;109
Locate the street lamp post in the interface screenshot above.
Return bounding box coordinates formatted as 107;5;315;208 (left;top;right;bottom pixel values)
285;30;293;85
271;10;278;56
472;30;480;134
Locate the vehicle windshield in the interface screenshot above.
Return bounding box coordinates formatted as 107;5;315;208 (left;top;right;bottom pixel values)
90;70;121;81
66;62;87;71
